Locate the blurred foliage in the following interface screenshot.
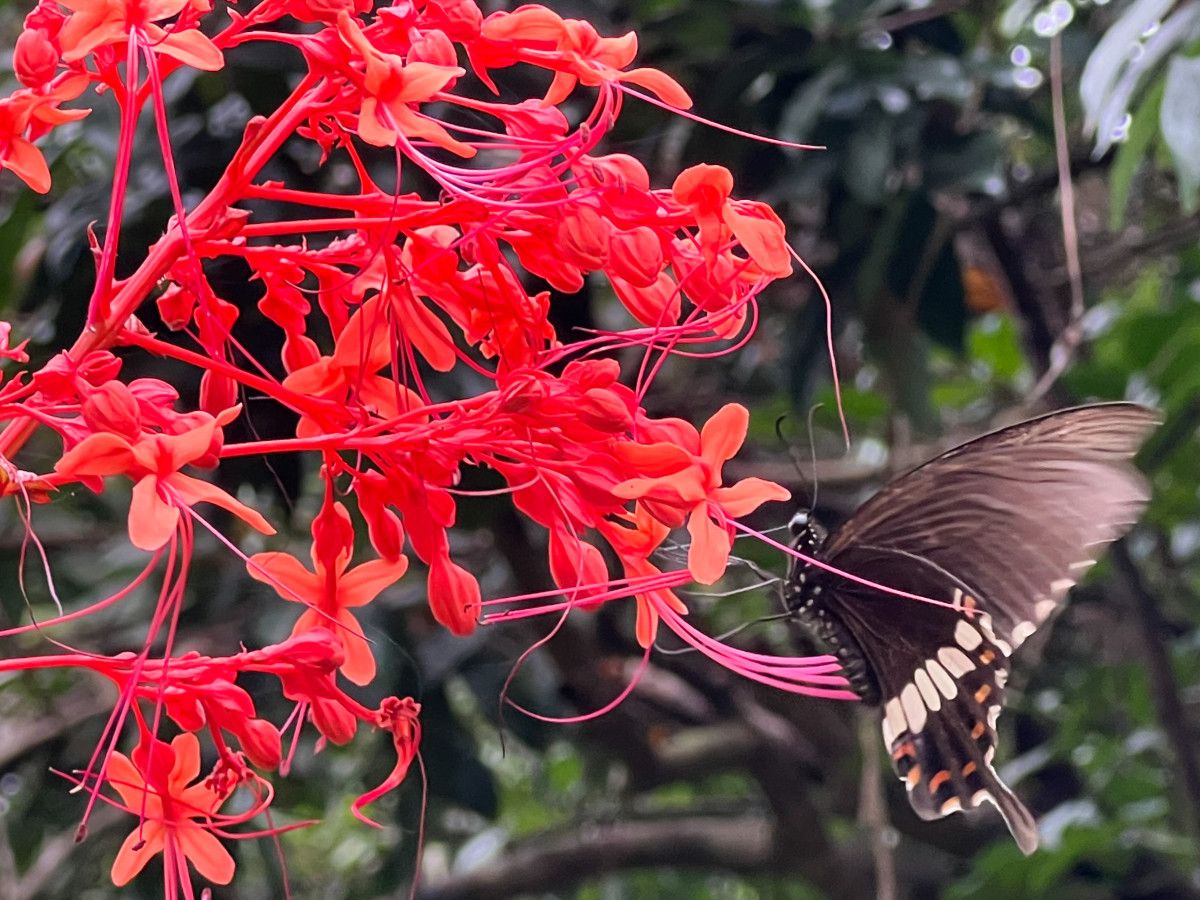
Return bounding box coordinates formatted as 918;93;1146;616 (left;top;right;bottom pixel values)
2;0;1200;898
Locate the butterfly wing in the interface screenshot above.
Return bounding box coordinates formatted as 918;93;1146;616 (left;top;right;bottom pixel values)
824;403;1159;650
807;403;1158;853
815;547;1037;852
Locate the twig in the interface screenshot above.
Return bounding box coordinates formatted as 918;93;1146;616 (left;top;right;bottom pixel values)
857;711;897;900
864;0;971;33
1029;32;1085;404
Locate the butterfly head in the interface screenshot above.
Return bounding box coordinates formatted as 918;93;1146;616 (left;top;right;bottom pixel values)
788;508;828;557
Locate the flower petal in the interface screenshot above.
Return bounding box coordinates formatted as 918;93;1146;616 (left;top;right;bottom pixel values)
55;432;137;478
104;752;147;810
686;506;732;585
339;557;408;608
177;823;236;885
110;822;166;886
712;478;791;517
167;473;276;536
168;733;202;793
129;475;180;550
335;608;376;686
699;403;748;470
246;551;320;603
4;137;51;194
156;30;224;71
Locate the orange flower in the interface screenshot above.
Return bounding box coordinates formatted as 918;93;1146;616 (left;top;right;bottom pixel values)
0;79;90;194
612;404;790;584
106;733;235;888
248;503;408;685
599;503;689;647
282;294;431;437
57;0;223;69
54;407;275;550
336;12;473;155
480;7;691;109
673;164;793;278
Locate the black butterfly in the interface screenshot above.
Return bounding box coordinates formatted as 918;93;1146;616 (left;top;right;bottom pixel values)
784;403;1159;855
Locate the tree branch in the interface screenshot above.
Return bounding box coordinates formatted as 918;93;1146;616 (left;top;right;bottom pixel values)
1110;541;1200;840
415;813;776;900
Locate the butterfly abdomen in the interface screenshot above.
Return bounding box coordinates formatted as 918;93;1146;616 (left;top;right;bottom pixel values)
785;559;881;705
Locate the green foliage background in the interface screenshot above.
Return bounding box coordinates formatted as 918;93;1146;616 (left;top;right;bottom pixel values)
2;0;1200;897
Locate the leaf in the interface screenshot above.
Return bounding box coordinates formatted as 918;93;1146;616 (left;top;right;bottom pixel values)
843;112;894;204
1081;0;1173;137
778;63;849;145
968;313;1028;382
1108;78;1164;229
1160;54;1200;212
1089;5;1200;158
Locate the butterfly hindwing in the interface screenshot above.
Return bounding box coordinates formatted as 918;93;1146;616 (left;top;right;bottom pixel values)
881;611;1037;854
799;549;1038;852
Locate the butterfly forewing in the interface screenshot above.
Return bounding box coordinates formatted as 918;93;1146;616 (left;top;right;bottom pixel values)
823;404;1159;650
787;403;1159;855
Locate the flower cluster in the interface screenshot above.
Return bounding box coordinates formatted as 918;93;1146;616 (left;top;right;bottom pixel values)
0;0;849;893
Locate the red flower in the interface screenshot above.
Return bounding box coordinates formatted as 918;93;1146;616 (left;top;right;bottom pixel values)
613;404;790;584
0;79;90;194
55;406;274;550
336;11;473;155
248;502;408;685
57;0;223;69
106;732;236;888
478;7;691;108
673;164;793;278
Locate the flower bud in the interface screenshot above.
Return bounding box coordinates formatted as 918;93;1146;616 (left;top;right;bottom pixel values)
578;388;632;433
82;382;142;440
14;29;58;88
428;556;480;635
238;718;283;770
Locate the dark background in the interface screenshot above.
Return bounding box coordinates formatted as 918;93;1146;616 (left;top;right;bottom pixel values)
1;0;1199;897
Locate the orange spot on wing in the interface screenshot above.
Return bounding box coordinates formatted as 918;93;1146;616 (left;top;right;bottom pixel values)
929;770;952;792
974;684;992;703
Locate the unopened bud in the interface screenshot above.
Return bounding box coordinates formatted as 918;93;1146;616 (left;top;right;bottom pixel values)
14;29;58;88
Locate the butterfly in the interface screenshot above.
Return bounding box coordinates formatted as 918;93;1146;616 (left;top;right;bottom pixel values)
783;403;1159;854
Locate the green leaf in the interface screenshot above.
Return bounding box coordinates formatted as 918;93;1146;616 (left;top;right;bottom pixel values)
1085;3;1200;158
1160;53;1200;212
968;313;1028;382
843;112;895;204
1081;0;1174;140
1109;78;1164;229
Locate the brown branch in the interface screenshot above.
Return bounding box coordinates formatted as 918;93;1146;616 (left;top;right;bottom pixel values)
1110;542;1200;840
1029;32;1085;404
0;688;102;770
857;711;897;900
414;813;778;900
862;0;971;33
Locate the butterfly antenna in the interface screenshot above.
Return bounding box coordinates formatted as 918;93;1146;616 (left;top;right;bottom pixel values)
806;402;823;510
775;415;814;509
